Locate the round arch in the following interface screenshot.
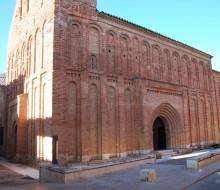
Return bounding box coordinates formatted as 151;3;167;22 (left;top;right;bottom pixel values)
150;103;183;150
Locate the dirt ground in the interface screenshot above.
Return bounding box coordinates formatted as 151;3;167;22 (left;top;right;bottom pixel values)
0;165;37;188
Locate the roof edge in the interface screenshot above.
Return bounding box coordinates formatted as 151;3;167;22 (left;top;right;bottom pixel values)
98;11;213;60
212;69;220;74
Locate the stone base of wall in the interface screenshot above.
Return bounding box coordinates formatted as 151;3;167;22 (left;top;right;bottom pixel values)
40;154;156;183
191;141;218;147
59;149;153;163
176;148;193;155
14;154;29;165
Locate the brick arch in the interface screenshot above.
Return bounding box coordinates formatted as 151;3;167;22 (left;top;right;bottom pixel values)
149;103;182;149
163;49;171;82
88;23;103;34
11;54;15;81
15;49;20;80
119;34;130;73
206;63;212;91
172;51;180;84
132;37;140;50
7;55;11;82
88;24;103;50
41;20;47;68
16;49;20;63
141;41;150;77
42;18;54;68
88;26;101;70
151;44;162;80
106;30;117;73
21;43;26;64
142;41;150;48
119;34;131;48
20;43;26;93
132;37;140;75
198;61;206;90
133;37;139;43
181;55;190;86
26;36;33;77
106;29;117;39
119;33;131;43
34;28;42;73
191;58;198;88
106;30;117;47
68;20;83;36
69;22;81;67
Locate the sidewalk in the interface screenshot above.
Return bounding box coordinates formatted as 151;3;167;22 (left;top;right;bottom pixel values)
0;150;220;190
0;156;39;180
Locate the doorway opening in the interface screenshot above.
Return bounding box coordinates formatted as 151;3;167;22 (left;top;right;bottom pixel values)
12;122;17;157
52;136;58;164
153;117;167;150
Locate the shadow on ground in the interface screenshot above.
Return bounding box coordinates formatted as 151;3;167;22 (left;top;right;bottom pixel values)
0;165;37;188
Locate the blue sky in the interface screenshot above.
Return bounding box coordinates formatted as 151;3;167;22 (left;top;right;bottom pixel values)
0;0;219;73
0;0;16;73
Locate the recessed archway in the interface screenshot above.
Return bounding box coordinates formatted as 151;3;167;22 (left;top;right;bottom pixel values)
150;103;183;150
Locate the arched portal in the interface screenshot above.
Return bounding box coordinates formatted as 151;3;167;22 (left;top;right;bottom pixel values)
153;117;166;150
150;103;183;149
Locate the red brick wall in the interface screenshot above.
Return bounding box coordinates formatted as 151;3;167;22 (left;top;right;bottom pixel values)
0;86;6;155
4;0;220;165
50;0;219;164
6;0;54;163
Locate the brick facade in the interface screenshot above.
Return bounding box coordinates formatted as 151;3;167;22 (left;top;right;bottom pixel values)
3;0;220;165
0;85;6;155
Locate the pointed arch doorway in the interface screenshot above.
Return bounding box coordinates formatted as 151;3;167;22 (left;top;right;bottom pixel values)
153;117;167;150
151;103;183;150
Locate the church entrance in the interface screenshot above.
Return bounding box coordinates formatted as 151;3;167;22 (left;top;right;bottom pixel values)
153;117;167;150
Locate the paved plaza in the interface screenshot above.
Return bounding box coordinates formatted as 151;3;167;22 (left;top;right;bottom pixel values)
0;150;220;190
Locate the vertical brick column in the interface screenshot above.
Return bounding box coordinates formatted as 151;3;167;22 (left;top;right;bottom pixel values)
143;88;153;152
16;93;28;163
100;76;109;158
81;23;88;70
118;76;126;157
134;79;144;153
212;91;219;142
182;90;191;148
80;72;90;162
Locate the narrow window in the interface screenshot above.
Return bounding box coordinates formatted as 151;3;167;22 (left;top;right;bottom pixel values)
91;55;97;70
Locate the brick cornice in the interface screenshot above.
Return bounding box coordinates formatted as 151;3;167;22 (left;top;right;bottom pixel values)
98;11;212;60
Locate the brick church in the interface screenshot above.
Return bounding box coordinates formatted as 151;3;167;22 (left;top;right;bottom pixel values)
1;0;220;165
